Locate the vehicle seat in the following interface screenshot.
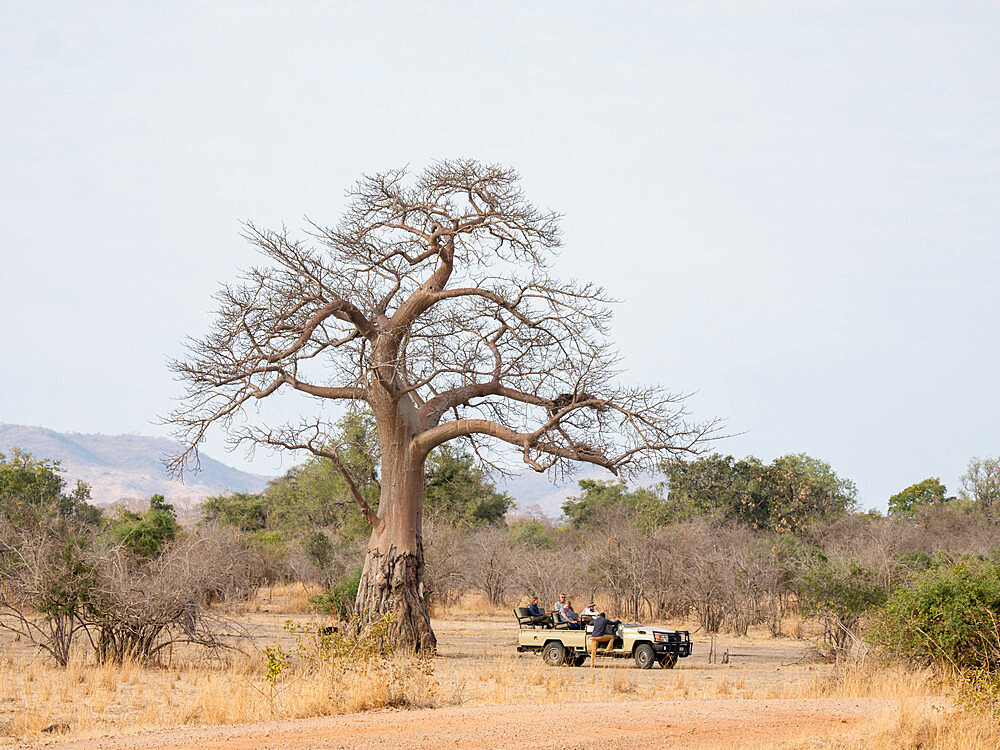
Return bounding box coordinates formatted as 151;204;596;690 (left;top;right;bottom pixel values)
514;607;535;628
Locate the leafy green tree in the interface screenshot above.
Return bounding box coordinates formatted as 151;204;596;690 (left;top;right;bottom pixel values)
249;530;290;575
264;411;380;542
201;492;268;532
661;453;856;531
509;518;557;549
660;454;760;524
423;445;513;526
561;479;661;527
799;559;889;652
301;530;335;568
106;495;180;558
755;454;857;532
888;477;952;517
0;450;101;665
0;449;102;527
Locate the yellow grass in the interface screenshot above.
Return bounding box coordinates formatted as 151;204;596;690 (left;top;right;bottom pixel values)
0;644;436;744
777;701;1000;749
235;582;319;614
1;615;995;749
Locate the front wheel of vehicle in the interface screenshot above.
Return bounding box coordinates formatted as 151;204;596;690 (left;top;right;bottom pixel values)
543;641;566;666
634;643;656;669
658;653;678;669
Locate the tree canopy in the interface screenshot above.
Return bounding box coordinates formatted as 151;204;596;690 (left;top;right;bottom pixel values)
0;449;102;527
888;477;952;518
423;444;513;526
660;453;857;531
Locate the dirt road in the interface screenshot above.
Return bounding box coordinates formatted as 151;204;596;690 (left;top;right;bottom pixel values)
44;697;941;750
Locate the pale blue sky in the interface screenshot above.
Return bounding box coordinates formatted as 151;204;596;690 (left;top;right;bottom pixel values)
1;1;997;510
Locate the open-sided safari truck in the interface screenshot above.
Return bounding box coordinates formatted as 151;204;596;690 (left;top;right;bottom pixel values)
514;608;692;669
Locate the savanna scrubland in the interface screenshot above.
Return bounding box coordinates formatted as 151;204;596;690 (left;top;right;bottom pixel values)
3;444;1000;748
3;162;998;748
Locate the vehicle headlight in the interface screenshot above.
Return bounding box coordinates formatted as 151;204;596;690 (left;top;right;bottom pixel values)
653;632;667;643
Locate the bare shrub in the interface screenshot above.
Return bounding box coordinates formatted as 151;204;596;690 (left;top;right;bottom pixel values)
0;517;261;666
509;545;581;608
0;520;94;666
465;526;514;606
84;527;261;664
422;519;470;608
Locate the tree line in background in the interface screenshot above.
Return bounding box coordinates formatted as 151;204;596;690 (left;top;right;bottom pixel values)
3;430;1000;695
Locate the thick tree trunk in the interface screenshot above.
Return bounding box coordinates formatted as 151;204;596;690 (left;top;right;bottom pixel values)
355;414;436;653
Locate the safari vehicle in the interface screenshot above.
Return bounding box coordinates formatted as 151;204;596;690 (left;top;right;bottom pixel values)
513;608;692;669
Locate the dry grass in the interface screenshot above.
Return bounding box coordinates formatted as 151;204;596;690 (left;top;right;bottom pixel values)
0;638;436;744
655;661;943;702
776;700;1000;749
0;611;994;749
234;582;319;614
429;593;514;619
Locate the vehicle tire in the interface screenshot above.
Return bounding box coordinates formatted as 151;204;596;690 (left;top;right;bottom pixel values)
658;653;678;669
634;643;656;669
542;641;566;667
572;654;588;667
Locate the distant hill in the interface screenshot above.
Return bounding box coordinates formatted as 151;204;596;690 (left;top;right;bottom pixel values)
497;466;612;517
0;424;270;510
0;423;657;520
497;466;662;519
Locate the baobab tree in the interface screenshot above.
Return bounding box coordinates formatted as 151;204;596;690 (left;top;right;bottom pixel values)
168;161;715;651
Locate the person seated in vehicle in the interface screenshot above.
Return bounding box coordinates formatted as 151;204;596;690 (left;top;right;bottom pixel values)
527;596;552;627
553;592;568;621
581;602;598;623
588;611;620;666
559;600;582;629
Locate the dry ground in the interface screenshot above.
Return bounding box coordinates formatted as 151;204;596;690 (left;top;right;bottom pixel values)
42;697;941;750
0;598;964;749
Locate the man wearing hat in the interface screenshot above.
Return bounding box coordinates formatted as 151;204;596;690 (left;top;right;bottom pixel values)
581;602;599;622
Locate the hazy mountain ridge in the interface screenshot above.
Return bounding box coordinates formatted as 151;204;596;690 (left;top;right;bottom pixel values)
0;423;652;518
0;424;270;509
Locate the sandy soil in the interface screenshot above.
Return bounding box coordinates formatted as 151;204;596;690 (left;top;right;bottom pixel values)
8;613;949;749
43;697;940;750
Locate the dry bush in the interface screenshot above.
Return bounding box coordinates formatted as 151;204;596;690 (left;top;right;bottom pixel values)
0;522;87;666
86;527;260;663
465;526;515;606
509;547;586;610
0;522;261;667
423;518;470;608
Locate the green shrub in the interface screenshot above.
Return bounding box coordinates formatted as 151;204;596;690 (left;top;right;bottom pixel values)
301;530;334;568
106;495;180;557
871;561;1000;671
798;559;889;651
308;566;363;618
